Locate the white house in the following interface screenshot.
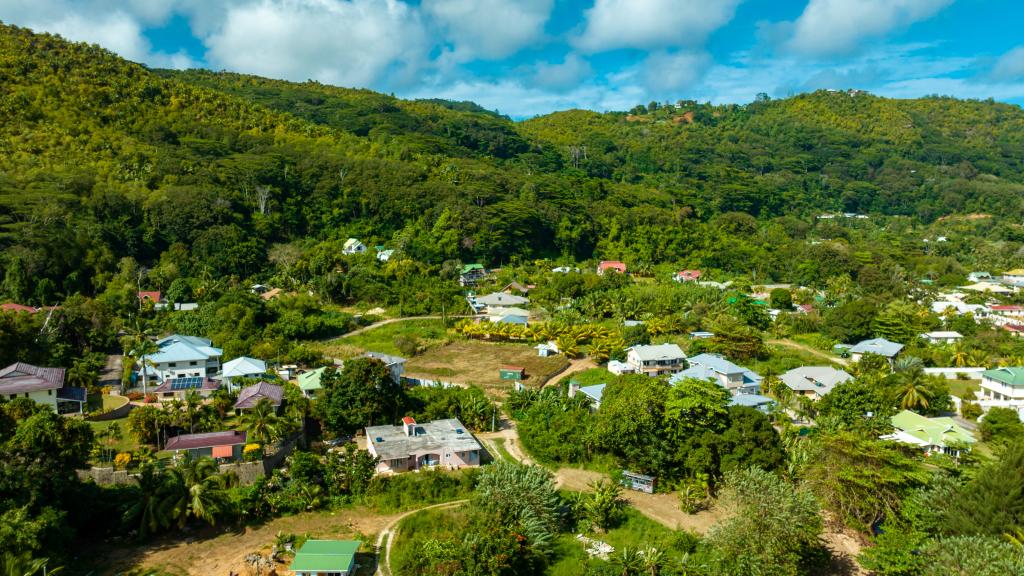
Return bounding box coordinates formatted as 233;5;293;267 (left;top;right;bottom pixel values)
980;367;1024;404
361;352;406;384
535;341;560;357
219;356;267;390
625;344;686;377
470;292;530;313
780;366;853;400
607;360;636;375
366;417;481;473
919;331;964;345
142;335;223;384
488;306;529;325
376;248;394;262
342;238;367;255
848;338;904;365
0;362;85;415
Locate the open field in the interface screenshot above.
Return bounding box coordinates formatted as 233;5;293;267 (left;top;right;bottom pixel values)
404;340;570;397
315;318;452;358
90;507;395;576
948;378;980;399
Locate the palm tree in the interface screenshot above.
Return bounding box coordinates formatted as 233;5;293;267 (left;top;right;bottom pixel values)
66;358;96;391
893;355;924;373
950;342;970;368
123;465;170;536
641;547;664;576
897;368;934;411
129;337;160;396
586;479;624;532
183;390;203;434
161;455;236;527
0;552;61;576
556;335;580;359
241;398;282;446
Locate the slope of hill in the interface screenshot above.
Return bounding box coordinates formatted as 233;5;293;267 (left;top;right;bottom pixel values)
2;22;1024;305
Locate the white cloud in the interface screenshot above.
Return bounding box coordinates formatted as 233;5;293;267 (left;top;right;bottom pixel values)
422;0;551;61
784;0;953;57
532;53;591;90
640;50;711;95
202;0;429;88
575;0;741;53
992;46;1024;81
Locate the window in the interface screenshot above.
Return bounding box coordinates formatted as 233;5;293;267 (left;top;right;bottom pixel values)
168;362;177;368
190;361;198;366
47;390;52;395
8;394;14;400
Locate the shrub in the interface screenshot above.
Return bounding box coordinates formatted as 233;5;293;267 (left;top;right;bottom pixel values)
113;452;132;470
979;407;1023;444
143;393;157;404
125;391;143;401
244;444;263;461
960;401;983;421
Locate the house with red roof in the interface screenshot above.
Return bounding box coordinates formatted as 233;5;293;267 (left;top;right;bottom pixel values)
138;291;162;303
673;269;702;282
597;261;627;275
0;362;85;414
1;303;38;314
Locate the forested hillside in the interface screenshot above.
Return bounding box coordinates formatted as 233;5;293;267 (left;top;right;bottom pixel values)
3;22;1024;307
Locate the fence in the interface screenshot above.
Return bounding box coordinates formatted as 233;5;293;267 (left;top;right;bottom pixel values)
923;367;986;380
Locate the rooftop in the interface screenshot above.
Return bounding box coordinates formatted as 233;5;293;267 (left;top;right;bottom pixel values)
578;383;606;404
152;377;220;394
164;430;247;451
473;292;530;307
149;334;222;364
889;410;975;448
849;338;904;358
780;366;853;394
290;540;360;573
362;351;407;366
920;331;963;339
297;366;329;391
982;367;1024;387
233;381;284;409
0;362;65;394
221;356;267;378
366;418;482;461
682;353;762;381
729;394;775;408
627;343;685;362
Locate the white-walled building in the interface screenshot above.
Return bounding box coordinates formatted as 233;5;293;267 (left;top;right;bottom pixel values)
141;335;223;383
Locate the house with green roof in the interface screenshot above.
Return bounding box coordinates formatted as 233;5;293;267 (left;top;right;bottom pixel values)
297;367;329;399
980;367;1024;404
884;410;975;458
459;263;487;287
289;539;360;576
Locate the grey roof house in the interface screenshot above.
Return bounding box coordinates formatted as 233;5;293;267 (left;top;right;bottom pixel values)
671;353;762;395
780;366;853;400
366;417;482;474
233;381;284;411
849;338;904;364
625;344;686;376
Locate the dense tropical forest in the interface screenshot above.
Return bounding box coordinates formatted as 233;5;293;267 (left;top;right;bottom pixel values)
5;21;1024;576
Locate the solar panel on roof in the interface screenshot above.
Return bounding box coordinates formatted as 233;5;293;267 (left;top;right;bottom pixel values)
170;376;204;390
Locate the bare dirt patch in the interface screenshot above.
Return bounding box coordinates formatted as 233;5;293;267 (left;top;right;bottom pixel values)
405;340;569;398
97;508;400;576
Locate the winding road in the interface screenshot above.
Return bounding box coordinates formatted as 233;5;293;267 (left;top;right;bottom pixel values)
373;499;469;576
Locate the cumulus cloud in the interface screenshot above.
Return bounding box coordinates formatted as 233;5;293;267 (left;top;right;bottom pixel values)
992;46;1024;81
784;0;953;57
422;0;551;61
532;53;591;90
575;0;740;53
203;0;428;88
640;50;711;95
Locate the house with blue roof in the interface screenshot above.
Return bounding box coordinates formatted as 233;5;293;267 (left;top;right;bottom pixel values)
671;353;762;395
730;393;775;413
569;382;607;410
140;334;223;384
848;338;904;366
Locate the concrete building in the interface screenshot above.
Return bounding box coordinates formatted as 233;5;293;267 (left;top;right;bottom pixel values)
671;353;762;395
780;366;853;400
141;335;222;384
0;362;84;415
625;344;686;377
365;417;482;473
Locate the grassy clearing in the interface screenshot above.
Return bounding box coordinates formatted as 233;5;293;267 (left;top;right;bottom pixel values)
560;367;615;387
948;379;980;399
315;319;451;358
88;417;140;454
405;340;570;398
87;393;130;412
491;438;514;462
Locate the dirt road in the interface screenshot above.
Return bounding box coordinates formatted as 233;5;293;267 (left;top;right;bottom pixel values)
769;338;850;366
374;500;469;576
326;315;479;341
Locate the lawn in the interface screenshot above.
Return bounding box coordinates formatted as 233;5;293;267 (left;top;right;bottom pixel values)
404;340;570;398
87;393;130;412
948;379;980;399
314;319;451;359
559;367;615;387
88;416;140;456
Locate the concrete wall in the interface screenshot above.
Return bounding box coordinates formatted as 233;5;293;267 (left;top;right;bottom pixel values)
88;398;134;421
923;367;986;380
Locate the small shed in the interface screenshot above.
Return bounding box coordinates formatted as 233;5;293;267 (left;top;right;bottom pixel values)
499;366;525;381
621;471;655;494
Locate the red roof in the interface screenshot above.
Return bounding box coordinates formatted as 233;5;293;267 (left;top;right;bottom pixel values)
1005;324;1024;333
675;269;702;281
402;416;416;425
598;261;627;273
165;430;247;451
0;362;65;394
990;305;1024;311
138;291;162;302
501;365;525;372
1;303;38;313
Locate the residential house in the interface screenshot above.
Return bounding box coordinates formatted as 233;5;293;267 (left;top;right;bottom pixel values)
365;417;482;473
920;331;964;345
142;335;223;383
780;366;853;400
233;381;284;413
673;269;702;282
607;360;635;375
250;284;269;295
967;272;992;283
989;305;1024;325
796;304;815;314
672;353;762;395
625;344;686;377
0;362;85;415
342;238;367;255
164;430;247;461
502;281;531;295
597;261;627;275
361;352;406;384
289;540;360;576
980;367;1024;404
376;248;394;262
931;300;988;319
470;291;530;313
488;306;529;325
298;367;328;399
569;382;606;410
1003;268;1024;285
884;410;975;458
138;291;162;303
219;356;267;390
961;281;1015;294
459;263;487;286
848;338;904;365
153;302;199;311
1005;324;1024;338
152;376;220;400
729;393;775;413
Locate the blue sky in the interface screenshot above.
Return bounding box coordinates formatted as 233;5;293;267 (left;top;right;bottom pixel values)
3;0;1024;118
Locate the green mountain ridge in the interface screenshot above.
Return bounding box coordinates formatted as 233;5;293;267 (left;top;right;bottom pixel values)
2;22;1024;303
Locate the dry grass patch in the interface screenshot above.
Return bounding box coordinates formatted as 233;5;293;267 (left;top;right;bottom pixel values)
405;340;569;398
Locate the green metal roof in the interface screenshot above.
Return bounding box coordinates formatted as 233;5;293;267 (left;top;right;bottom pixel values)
297;367;327;391
890;410;975;447
982;367;1024;387
290;540;359;572
461;263;484;274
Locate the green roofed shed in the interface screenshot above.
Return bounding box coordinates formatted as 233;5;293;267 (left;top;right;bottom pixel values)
290;539;360;575
461;263;484;274
297;367;328;399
